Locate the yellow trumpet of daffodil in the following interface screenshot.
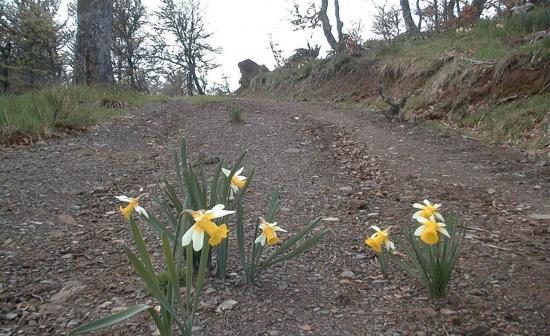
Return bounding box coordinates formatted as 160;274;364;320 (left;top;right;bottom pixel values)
414;215;450;245
115;195;149;220
255;217;287;246
412;199;444;222
222;167;247;193
182;204;234;251
365;226;395;253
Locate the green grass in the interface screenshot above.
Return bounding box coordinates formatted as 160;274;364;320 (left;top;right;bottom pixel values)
460;94;550;148
0;86;165;143
374;6;550;63
227;104;244;123
183;95;231;107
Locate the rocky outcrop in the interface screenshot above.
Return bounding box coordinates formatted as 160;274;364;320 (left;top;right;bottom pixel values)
237;59;269;92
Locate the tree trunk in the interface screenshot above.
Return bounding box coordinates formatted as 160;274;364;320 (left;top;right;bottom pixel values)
416;0;424;29
470;0;487;18
319;0;338;51
74;0;114;86
400;0;419;32
445;0;456;20
333;0;344;45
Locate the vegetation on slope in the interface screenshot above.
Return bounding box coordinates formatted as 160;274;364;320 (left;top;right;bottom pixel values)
243;7;550;150
0;86;166;145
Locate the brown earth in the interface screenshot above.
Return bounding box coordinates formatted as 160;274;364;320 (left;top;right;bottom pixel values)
1;98;549;336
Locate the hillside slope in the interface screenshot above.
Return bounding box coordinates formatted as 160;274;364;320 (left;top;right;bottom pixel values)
240;8;550;151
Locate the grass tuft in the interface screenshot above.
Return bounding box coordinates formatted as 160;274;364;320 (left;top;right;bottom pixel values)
0;86;165;144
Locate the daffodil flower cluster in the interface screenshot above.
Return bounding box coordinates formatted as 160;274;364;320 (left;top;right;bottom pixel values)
412;200;450;245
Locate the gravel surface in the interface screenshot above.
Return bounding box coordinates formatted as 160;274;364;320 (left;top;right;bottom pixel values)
1;98;549;336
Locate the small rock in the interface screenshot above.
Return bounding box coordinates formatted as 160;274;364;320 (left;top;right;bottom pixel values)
418;307;438;318
216;299;238;313
464;326;489;336
321;217;339;222
340;271;355;279
268;330;281;336
27;320;38;326
528;213;550;220
57;214;77;226
299;324;312;331
339;186;353;194
97;301;112;309
6;312;18;320
284;148;301;154
204;287;216;295
440;308;457;315
487;188;496;194
349;199;368;210
66;319;80;329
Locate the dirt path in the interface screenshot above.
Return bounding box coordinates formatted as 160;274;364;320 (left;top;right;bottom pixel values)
1;98;549;336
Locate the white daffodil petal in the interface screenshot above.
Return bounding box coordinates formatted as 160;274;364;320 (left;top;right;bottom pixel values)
181;224;196;246
388;241;395;250
235;167;244;176
415;216;429;225
370;225;382;232
255;234;264;245
210;209;236;219
211;204;225;212
412;203;425;209
423;199;431;206
192;229;204;251
135;205;149;218
274;227;287;232
115;195;132;202
221;168;231;177
438;227;451;238
436;213;445;222
414;226;424;236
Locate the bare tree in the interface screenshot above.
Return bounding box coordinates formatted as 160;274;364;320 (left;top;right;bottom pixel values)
290;0;346;52
268;34;286;68
74;0;114;85
154;0;218;96
112;0;149;90
400;0;419;32
372;3;403;40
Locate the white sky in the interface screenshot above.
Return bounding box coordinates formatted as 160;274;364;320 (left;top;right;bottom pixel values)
143;0;397;90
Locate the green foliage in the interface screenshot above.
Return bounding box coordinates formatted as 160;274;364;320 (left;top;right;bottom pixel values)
0;0;69;92
236;190;328;285
501;6;550;34
71;304;151;335
0;86;164;143
459;94;550;148
397;214;465;299
226;104;244;123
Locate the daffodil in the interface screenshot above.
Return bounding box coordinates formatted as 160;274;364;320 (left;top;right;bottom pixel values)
255;217;287;246
365;226;395;253
414;215;450;245
413;199;444;222
221;167;247;193
182;204;234;251
115;195;148;220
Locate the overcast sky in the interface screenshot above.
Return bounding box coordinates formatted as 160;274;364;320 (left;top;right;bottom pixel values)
143;0;397;90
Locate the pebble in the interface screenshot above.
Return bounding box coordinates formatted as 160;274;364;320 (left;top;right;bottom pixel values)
6;312;18;320
418;307;438;318
339;186;353;194
440;308;457;315
216;299;238;313
340;271;355;279
299;324;312;331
